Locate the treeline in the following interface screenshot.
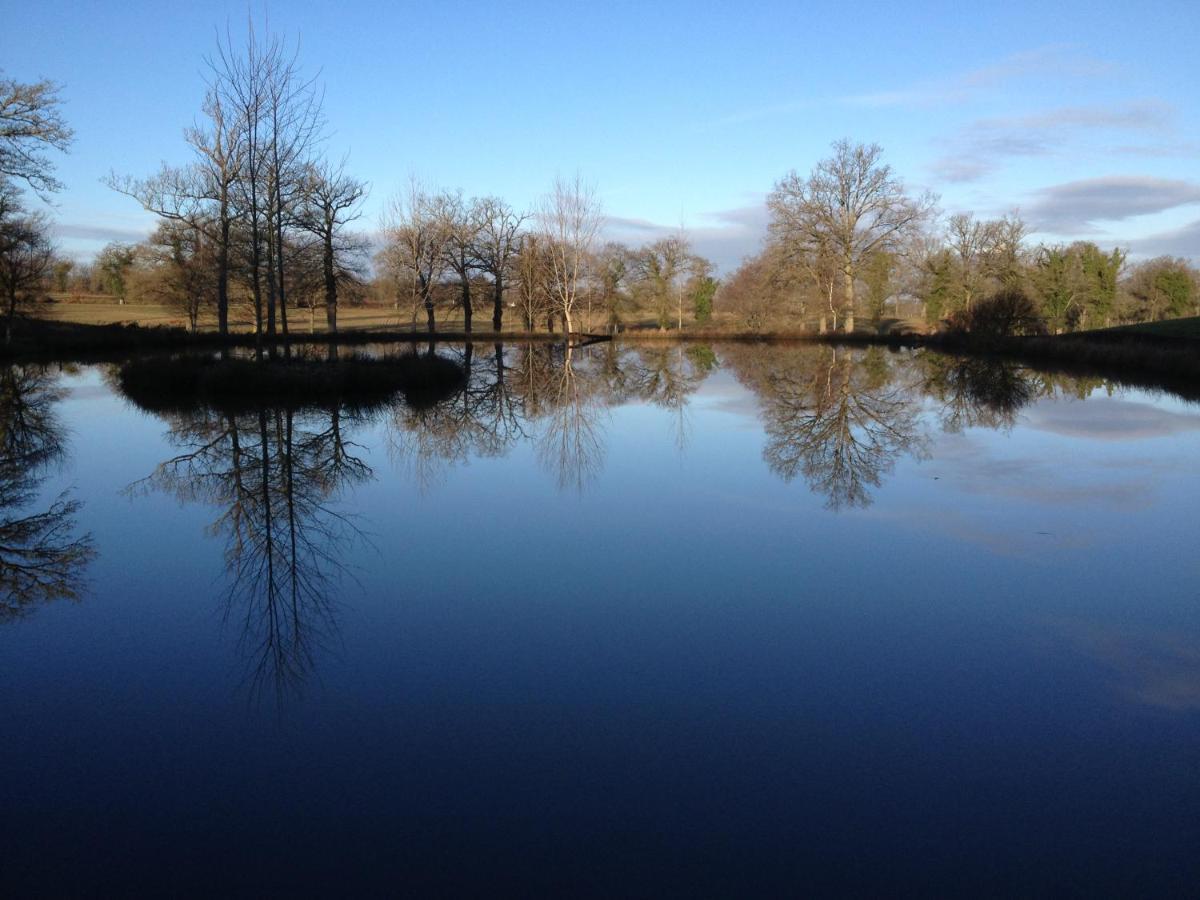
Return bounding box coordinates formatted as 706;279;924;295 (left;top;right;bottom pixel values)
95;23;718;340
106;23;367;342
721;140;1198;335
6;29;1197;345
374;184;717;334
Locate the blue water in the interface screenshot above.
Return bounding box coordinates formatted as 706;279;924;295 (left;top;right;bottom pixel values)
2;343;1198;895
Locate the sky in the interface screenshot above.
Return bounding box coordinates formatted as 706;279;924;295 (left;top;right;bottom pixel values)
3;0;1198;271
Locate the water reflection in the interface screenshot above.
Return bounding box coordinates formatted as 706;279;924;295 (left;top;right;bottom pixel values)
117;342;1146;696
130;404;372;703
0;365;95;621
724;344;928;509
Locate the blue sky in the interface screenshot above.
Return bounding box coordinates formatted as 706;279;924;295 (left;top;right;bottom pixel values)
3;0;1198;270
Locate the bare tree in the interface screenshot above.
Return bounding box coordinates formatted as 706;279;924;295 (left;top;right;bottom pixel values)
108;88;244;336
210;20;277;346
537;174;602;338
297;158;367;335
135;220;217;332
514;233;553;331
262;38;324;340
0;184;54;343
630;235;691;331
471;197;527;332
768;140;936;332
438;191;479;333
946;212;995;313
0;75;74;197
380;180;452;332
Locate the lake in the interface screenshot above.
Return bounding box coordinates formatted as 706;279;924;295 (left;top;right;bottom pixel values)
2;341;1198;895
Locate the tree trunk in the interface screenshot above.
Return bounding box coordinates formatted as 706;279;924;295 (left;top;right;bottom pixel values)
217;205;230;337
276;211;289;339
323;234;338;335
492;275;503;332
842;260;855;333
461;277;472;334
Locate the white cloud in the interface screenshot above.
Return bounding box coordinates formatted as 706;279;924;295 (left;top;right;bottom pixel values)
930;101;1174;183
1026;176;1200;234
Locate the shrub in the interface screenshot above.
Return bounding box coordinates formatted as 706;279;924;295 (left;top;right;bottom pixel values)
946;289;1046;340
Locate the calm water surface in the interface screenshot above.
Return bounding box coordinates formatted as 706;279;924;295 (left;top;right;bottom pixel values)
2;342;1198;895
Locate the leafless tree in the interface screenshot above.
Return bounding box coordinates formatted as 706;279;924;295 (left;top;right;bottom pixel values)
514;233;554;331
471;197;527;332
108;88;244;336
0;74;74;197
134;220;217;332
0;184;54;343
297;158;367;334
537;174;602;337
768;140;936;332
380;180;453;332
210;20;278;346
946;212;997;312
261;37;324;340
630;235;691;331
438;191;480;333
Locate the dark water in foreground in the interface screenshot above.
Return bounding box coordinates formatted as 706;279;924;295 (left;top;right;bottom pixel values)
2;342;1198;896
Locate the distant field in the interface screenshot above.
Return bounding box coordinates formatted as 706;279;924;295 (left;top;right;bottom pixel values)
31;298;945;339
36;299;432;333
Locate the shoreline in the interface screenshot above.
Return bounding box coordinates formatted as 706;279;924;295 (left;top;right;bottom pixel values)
3;317;1197;397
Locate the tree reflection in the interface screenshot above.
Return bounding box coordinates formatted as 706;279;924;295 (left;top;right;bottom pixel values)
727;344;927;510
535;343;606;492
920;353;1039;432
624;344;717;454
0;365;95;621
387;343;529;491
132;402;371;704
387;342;614;493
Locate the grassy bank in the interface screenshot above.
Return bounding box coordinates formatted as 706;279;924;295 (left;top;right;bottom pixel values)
9;313;1200;400
0;317;575;362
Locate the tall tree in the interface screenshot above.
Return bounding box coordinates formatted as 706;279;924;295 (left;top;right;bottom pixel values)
381;181;453;332
0;75;74;197
0;185;53;342
768;140;935;332
108;88;244;336
438;191;479;333
471;197;526;332
538;174;602;338
261;38;324;341
297;159;367;335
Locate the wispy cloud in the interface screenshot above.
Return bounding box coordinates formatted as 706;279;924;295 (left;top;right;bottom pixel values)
53;222;150;243
709;45;1111;128
605;204;768;272
841;45;1114;109
1024;398;1200;440
1026;176;1200;234
1126;218;1200;261
930;100;1174;183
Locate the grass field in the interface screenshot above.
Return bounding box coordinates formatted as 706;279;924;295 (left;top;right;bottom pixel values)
37;298;429;333
35;297;932;338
